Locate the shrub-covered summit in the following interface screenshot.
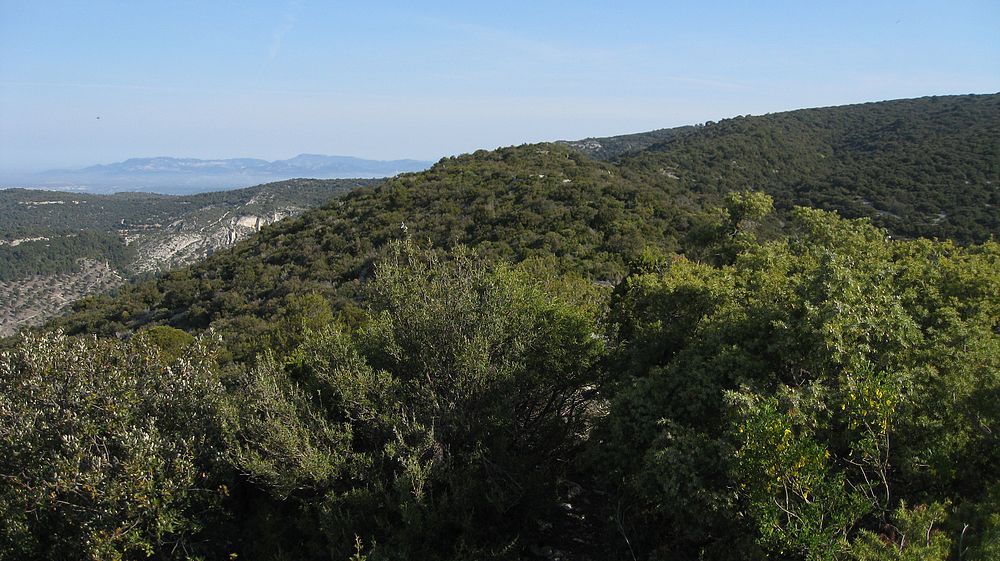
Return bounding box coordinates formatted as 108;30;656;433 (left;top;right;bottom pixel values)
618;93;999;242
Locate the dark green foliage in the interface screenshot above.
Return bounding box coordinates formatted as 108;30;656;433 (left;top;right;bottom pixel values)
557;125;695;160
3;93;1000;560
46;95;999;345
50;143;686;347
3;206;999;559
0;229;134;281
596;202;1000;560
622;94;1000;243
225;242;605;559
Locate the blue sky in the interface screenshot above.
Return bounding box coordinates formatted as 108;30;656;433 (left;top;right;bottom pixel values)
1;0;997;170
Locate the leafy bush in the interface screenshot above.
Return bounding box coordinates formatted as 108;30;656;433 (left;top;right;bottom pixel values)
596;201;1000;560
0;332;228;560
226;241;605;559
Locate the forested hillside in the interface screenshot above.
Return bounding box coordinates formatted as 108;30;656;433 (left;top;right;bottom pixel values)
47;95;1000;347
616;94;999;242
50;144;690;349
0;178;376;335
2;94;999;561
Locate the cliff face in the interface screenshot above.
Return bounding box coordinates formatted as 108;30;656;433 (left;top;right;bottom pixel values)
0;208;302;336
0;208;306;337
129;209;295;274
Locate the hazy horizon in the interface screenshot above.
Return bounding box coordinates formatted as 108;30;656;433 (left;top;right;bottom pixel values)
3;153;435;174
2;0;998;171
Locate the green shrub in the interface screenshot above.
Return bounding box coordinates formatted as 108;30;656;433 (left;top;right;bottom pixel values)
0;332;228;560
227;241;606;559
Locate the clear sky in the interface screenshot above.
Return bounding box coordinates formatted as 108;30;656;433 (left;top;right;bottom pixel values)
1;0;997;170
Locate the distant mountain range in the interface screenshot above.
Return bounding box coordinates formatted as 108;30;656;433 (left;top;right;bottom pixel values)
0;154;433;194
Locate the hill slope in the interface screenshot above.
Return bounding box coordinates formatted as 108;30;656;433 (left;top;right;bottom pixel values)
617;93;999;242
556;125;694;160
45;94;1000;344
6;94;1000;561
51;146;686;346
0;178;376;335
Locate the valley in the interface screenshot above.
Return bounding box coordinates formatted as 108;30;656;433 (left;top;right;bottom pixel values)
0;258;124;336
0;178;378;335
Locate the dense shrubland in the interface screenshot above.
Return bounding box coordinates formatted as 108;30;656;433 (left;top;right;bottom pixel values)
0;331;229;559
3;199;998;560
2;94;999;559
593;201;1000;560
46;95;998;347
619;94;1000;243
0;230;135;281
225;243;605;559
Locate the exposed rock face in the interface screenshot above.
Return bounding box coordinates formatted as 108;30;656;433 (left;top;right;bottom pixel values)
0;206;302;336
0;236;51;246
129;209;294;274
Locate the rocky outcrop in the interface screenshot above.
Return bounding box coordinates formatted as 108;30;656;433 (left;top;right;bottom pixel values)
129;208;298;274
0;179;372;336
0;207;301;336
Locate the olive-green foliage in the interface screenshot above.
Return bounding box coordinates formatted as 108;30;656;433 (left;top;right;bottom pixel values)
597;203;1000;560
11;94;1000;560
556;125;695;160
51;144;682;351
848;502;951;561
226;241;605;559
683;189;775;265
49;95;999;348
5;198;999;560
141;324;195;362
0;332;228;560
